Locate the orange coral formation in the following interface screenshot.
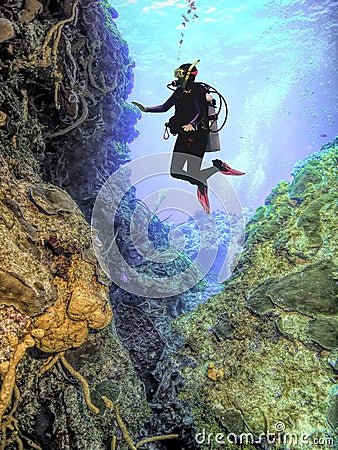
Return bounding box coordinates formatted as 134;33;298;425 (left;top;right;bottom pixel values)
206;362;224;381
33;293;89;352
0;334;34;420
33;254;112;353
0;112;7;127
0;228;112;447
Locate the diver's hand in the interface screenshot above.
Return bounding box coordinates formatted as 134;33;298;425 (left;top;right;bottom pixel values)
182;124;195;132
131;101;147;112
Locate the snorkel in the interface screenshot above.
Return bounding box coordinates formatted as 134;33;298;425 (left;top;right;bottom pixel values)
181;59;200;91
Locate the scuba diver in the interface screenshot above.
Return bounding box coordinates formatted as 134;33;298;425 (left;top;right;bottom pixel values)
132;60;244;214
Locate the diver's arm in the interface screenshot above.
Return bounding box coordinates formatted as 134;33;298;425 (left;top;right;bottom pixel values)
131;101;147;112
182;99;203;131
182;88;206;131
132;91;178;113
189;89;207;128
146;91;178;113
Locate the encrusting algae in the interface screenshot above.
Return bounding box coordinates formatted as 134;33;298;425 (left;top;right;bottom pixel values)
0;153;113;448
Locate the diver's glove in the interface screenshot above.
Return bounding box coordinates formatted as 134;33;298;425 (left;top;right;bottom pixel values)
131;101;147;112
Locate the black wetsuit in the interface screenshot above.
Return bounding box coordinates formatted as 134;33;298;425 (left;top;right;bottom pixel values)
147;83;208;158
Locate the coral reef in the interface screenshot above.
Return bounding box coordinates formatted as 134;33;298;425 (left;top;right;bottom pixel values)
0;1;151;448
0;152;118;447
174;139;338;449
0;0;139;219
1;0;336;447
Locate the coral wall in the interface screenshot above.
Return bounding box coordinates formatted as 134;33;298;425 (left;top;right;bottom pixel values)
175;139;338;449
0;0;139;219
0;1;151;448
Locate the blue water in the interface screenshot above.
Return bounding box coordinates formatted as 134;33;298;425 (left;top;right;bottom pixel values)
111;0;337;212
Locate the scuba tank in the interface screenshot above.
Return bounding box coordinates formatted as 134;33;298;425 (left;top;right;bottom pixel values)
205;94;221;152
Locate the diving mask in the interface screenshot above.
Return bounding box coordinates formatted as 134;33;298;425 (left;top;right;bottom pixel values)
174;68;198;79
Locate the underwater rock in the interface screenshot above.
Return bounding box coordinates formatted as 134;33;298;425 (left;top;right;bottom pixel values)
18;0;43;24
212;313;235;340
297;192;337;246
0;268;55;316
307;316;338;350
218;408;246;435
0;198;57;315
114;302;165;399
328;349;338;372
0;18;14;43
326;389;338;435
247;259;338;317
289;164;323;199
28;184;77;215
275;312;310;342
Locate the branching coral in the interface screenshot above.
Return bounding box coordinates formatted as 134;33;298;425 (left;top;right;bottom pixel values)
86;41;118;94
45;96;88;138
0;334;34;421
0;334;39;450
15;0;79;110
101;396;179;450
59;354;99;414
37;356;178;449
41;0;79;109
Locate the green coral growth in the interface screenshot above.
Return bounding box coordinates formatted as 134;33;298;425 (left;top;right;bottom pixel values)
297;192;337;246
173;138;338;449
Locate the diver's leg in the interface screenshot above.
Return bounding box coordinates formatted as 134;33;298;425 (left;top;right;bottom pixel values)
170;135;200;185
186;154;204;185
212;159;245;176
170;151;186;177
200;165;218;180
185;132;212;213
184;154;210;213
186;131;218;184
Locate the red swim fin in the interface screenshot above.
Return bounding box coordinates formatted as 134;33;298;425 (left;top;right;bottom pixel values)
212;159;245;176
197;185;210;214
